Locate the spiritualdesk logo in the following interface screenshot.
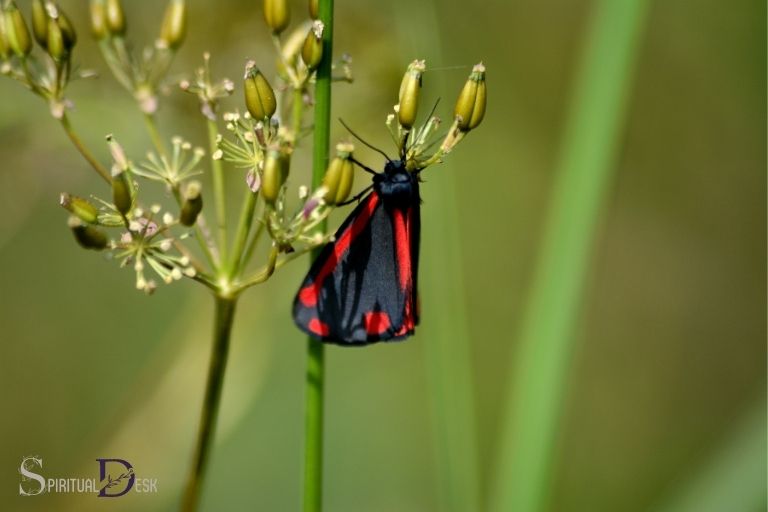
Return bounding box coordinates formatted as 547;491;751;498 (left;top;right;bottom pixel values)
19;456;158;497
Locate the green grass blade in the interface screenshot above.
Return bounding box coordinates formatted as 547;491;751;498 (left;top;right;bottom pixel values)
490;1;650;511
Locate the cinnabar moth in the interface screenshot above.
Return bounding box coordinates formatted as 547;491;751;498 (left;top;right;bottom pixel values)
293;157;421;345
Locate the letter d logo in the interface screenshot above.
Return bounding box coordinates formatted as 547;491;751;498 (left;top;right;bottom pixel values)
97;458;135;497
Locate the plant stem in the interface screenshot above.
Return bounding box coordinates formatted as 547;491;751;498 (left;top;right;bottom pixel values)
304;1;333;511
228;189;258;278
59;114;111;184
489;1;649;511
304;336;325;511
143;113;168;159
292;87;305;137
239;211;267;272
207;119;228;270
180;295;237;512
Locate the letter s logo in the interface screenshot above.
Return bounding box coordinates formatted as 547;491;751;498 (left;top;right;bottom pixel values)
19;456;46;496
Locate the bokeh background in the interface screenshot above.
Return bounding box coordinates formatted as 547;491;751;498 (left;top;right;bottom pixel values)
0;0;764;511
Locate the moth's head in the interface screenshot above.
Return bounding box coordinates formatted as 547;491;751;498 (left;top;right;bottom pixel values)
383;159;407;175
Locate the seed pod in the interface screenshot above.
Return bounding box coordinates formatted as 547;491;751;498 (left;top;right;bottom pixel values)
57;10;77;51
244;62;277;121
31;0;48;47
4;2;32;57
105;0;126;36
309;0;318;20
90;0;107;39
454;62;487;132
301;21;323;71
60;193;99;224
112;167;133;215
0;13;11;59
263;0;289;34
46;17;65;61
321;143;355;205
179;180;203;226
261;149;286;204
398;60;425;130
159;0;186;50
68;216;108;250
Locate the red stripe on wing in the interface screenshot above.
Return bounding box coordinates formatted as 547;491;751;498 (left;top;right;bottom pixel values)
393;208;411;291
393;207;416;337
298;193;381;307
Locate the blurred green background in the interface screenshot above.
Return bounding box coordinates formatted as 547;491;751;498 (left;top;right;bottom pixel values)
0;0;764;511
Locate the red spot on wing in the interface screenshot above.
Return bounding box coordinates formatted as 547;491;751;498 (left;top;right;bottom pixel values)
364;311;391;335
299;286;319;307
298;194;380;307
308;318;331;337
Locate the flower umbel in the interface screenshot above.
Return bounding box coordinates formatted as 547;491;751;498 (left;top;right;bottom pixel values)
134;136;205;188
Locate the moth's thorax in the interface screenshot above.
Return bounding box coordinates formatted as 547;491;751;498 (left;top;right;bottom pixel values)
373;160;419;205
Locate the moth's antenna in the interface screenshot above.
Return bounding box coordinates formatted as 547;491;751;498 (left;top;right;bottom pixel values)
349;157;378;175
339;118;392;162
424;97;441;124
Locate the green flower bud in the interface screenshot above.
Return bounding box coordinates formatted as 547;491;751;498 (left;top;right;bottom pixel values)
68;216;108;250
89;0;107;39
309;0;318;20
322;143;355;206
57;10;77;51
4;2;32;57
244;62;277;121
454;62;487;132
263;0;290;35
46;17;65;61
301;21;323;72
31;0;48;47
105;0;126;36
261;149;287;204
60;193;99;224
179;180;203;226
398;59;425;130
112;167;133;215
0;12;11;59
159;0;186;50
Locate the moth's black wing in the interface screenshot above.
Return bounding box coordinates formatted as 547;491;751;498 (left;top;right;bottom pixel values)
293;191;419;345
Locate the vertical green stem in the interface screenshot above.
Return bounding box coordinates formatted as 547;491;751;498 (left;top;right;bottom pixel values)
144;113;168;160
180;295;237;512
490;1;649;511
292;87;305;137
304;1;333;511
59;114;111;184
208;119;228;269
228;190;258;278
